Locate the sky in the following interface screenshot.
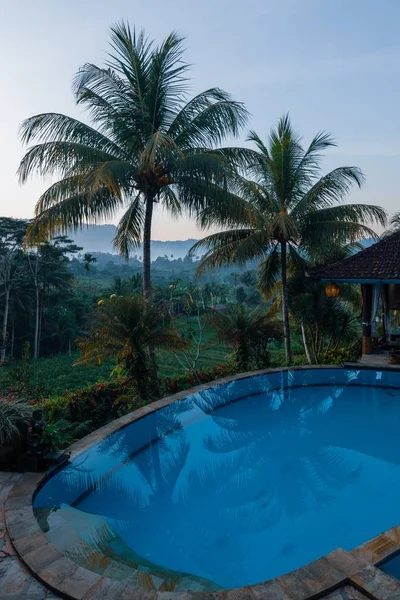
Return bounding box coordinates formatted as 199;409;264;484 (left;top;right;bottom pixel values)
1;0;399;240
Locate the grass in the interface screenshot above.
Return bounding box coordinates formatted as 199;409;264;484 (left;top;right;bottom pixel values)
1;317;305;400
158;315;230;377
0;317;231;397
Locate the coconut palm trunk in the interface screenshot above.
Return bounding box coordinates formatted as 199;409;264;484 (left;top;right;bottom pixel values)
143;196;154;302
142;194;159;385
280;242;292;364
1;285;10;362
33;283;40;359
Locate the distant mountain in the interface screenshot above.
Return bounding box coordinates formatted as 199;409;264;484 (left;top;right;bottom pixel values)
69;226;377;259
360;238;375;249
69;225;199;259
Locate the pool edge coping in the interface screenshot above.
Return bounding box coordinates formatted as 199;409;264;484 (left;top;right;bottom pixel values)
6;364;400;600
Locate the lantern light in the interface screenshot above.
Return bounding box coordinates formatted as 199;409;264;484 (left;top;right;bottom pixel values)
325;282;341;298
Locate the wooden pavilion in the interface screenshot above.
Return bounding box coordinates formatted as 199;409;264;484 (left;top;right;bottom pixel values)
312;232;400;360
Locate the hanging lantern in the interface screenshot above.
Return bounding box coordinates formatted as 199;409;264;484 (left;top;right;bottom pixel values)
325;282;341;298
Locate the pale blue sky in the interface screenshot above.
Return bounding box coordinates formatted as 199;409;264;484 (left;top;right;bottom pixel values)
1;0;399;239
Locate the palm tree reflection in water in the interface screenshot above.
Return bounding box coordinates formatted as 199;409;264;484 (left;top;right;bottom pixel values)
36;370;400;588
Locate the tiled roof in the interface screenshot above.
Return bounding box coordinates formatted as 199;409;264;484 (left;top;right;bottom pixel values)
311;232;400;281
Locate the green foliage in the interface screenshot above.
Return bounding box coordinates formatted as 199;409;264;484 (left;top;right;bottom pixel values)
159;363;237;396
323;343;361;365
1;342;49;400
288;271;360;364
83;253;97;271
209;304;282;371
235;286;247;303
41;419;91;451
18;22;248;301
76;295;188;395
46;381;146;431
191;114;386;362
0;397;32;444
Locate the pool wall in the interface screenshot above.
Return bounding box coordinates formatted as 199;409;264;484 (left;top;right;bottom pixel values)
5;365;400;600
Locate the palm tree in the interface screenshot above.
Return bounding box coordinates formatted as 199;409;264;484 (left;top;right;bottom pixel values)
209;304;281;371
18;22;248;301
190;115;386;363
382;211;400;236
75;295;188;395
82;253;97;272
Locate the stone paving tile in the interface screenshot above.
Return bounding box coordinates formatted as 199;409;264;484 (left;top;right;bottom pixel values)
0;474;61;600
55;566;102;599
0;556;30;596
350;564;400;599
81;577;126;599
321;585;372;599
38;556;79;587
0;483;16;503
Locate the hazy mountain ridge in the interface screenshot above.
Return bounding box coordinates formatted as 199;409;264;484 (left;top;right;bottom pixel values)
69;225;199;258
70;225;375;259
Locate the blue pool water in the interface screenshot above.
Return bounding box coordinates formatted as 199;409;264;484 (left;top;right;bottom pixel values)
34;369;400;589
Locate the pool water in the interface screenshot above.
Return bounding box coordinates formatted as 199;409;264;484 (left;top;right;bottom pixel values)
34;369;400;589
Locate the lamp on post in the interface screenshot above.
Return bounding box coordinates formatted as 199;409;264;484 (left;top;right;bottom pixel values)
325;282;341;298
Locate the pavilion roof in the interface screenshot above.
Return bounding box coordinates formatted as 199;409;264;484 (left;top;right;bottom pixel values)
311;231;400;282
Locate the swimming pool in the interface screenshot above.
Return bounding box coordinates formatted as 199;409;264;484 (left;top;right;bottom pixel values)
34;368;400;591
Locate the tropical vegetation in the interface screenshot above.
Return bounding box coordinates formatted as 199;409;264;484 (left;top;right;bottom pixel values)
76;295;188;394
0;22;391;458
190;115;386;362
18;22;248;301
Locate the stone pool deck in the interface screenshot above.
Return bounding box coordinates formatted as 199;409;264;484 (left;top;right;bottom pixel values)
1;471;400;600
0;472;59;600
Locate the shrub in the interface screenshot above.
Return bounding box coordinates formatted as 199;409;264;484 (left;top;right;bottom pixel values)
0;396;33;444
1;343;49;401
41;419;91;451
323;343;361;365
159;363;237;396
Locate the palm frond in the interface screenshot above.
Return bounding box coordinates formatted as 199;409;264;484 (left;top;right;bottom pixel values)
145;31;189;130
303;220;378;248
142;130;182;167
18;141;123;182
107;22;152;104
301;203;386;249
292;131;336;183
113;194;145;258
76;296;188;380
160;186;181;217
191;229;267;274
257;246;281;294
246;130;271;157
25;187;123;244
73;63;141;149
19;113;123;156
292;167;365;216
170;89;249;148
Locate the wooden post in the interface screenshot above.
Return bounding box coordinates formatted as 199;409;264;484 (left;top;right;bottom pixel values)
382;284;389;342
361;283;373;355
